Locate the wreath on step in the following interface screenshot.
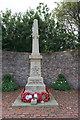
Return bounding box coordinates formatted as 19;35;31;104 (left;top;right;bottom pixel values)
21;87;50;103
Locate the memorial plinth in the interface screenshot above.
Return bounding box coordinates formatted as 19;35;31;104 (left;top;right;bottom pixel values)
25;19;45;93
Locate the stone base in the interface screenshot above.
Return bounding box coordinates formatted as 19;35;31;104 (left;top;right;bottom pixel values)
25;76;46;93
25;84;46;93
12;93;58;107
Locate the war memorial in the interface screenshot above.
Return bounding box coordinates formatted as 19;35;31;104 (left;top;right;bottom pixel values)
12;19;58;107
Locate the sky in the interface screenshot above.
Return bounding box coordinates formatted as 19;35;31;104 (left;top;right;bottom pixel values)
0;0;63;13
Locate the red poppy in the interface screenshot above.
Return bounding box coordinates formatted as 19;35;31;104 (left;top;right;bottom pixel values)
21;87;50;103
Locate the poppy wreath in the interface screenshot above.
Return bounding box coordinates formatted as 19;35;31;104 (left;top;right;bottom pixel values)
40;87;50;102
41;91;48;102
21;88;33;103
21;87;50;103
46;87;50;100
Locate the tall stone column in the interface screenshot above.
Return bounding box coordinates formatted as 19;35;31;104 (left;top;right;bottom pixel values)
25;19;45;93
32;19;39;55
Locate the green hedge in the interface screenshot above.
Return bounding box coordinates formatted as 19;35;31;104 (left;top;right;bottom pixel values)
0;74;18;92
52;73;70;91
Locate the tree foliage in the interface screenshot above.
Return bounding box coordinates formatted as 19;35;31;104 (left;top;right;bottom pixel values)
54;2;80;47
1;3;79;52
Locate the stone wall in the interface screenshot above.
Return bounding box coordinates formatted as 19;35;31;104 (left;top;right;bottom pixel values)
2;49;79;89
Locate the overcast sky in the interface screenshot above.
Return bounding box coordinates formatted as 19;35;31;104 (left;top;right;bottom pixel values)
0;0;63;13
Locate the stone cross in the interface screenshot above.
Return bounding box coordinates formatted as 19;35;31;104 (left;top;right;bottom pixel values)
25;19;46;93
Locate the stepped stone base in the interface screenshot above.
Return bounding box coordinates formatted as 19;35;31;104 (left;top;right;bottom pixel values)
25;76;46;93
12;93;58;107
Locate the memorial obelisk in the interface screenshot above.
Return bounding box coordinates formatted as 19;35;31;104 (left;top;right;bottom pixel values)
25;19;46;93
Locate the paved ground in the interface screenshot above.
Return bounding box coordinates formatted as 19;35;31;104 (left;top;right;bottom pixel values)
2;87;79;119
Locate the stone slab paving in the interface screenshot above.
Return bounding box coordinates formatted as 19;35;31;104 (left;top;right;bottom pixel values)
2;88;79;119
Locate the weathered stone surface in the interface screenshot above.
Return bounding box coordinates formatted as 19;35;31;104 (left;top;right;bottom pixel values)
25;19;46;93
2;49;79;89
25;76;45;92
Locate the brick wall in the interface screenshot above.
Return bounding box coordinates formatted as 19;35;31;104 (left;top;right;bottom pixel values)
2;49;79;89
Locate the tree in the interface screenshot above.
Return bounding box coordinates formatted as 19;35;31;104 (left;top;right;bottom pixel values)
36;3;78;51
1;3;79;52
54;1;80;47
1;9;32;52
